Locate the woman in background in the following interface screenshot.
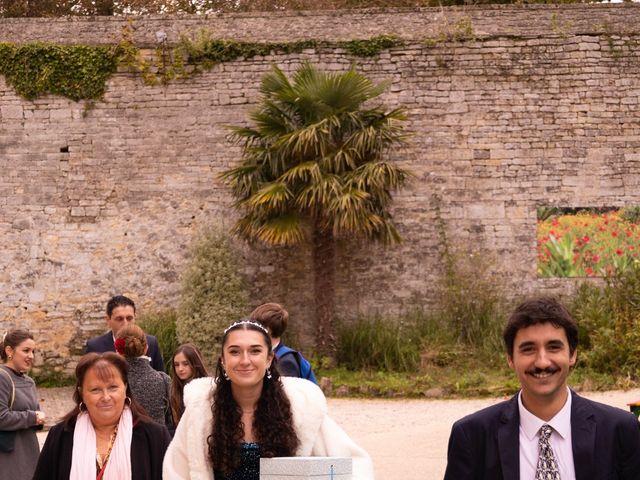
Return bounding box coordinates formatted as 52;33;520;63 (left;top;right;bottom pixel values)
0;329;46;480
170;343;209;427
115;324;172;427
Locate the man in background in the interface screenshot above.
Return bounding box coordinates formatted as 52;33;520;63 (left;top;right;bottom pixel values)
85;295;164;371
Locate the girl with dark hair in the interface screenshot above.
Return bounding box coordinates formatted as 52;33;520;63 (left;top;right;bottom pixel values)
0;329;45;480
33;352;171;480
163;320;373;480
170;343;209;426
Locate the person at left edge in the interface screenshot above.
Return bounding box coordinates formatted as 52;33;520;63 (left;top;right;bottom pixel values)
85;295;164;371
33;352;171;480
0;329;46;480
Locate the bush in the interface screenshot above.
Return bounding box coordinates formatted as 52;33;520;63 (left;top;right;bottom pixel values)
138;310;179;373
176;225;250;364
571;266;640;376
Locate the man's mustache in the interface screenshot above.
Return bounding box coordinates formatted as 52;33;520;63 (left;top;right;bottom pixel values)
526;367;559;375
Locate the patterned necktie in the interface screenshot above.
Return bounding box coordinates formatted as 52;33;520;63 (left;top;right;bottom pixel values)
535;424;561;480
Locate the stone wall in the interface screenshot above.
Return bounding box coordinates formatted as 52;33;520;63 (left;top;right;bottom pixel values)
1;4;639;372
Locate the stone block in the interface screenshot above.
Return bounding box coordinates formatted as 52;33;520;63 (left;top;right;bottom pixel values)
260;457;352;479
1;105;24;119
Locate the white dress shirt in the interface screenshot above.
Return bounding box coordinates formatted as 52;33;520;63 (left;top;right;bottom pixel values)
518;387;576;480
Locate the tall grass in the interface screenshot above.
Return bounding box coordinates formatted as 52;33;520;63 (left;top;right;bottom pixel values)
433;195;506;357
336;316;421;371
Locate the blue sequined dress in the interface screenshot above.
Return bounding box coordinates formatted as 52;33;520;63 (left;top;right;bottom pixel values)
214;442;260;480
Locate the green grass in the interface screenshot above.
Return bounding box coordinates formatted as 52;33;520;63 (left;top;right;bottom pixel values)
317;363;638;399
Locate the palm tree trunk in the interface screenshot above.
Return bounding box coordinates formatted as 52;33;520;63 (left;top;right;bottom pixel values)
312;221;336;359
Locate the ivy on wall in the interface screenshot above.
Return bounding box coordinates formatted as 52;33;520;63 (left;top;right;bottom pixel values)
144;32;405;84
0;43;119;100
0;33;404;101
181;33;404;65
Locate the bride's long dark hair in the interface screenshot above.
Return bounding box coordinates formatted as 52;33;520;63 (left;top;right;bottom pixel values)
208;321;299;476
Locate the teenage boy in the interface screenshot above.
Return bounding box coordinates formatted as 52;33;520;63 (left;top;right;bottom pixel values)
444;296;640;480
250;303;317;383
85;295;165;371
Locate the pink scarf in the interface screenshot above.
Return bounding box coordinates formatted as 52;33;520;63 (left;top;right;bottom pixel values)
70;407;133;480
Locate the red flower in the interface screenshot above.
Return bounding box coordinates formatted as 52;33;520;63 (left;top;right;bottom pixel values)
612;231;619;237
114;338;126;355
585;267;594;276
582;235;590;243
592;255;600;263
616;248;624;256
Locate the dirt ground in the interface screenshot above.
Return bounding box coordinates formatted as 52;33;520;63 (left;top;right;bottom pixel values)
37;387;640;479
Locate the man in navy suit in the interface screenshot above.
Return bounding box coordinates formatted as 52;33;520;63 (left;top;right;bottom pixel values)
444;297;640;480
85;295;165;371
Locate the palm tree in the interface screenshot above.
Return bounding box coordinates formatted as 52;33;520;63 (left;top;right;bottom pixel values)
220;62;411;358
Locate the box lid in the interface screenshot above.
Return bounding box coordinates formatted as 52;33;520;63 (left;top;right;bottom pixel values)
260;457;352;476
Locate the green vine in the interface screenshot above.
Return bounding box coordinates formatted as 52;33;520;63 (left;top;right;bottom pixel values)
339;35;404;57
180;31;403;64
0;43;118;100
0;28;404;100
120;29;405;86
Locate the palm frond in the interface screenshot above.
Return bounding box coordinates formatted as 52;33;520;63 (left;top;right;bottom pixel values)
279;161;322;186
242;182;293;211
232;213;306;246
296;174;343;211
349;161;413;192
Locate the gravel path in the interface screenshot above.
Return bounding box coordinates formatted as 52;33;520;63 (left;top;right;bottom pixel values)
36;387;640;479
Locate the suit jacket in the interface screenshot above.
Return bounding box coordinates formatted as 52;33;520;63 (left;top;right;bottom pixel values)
85;331;165;372
444;390;640;480
33;417;171;480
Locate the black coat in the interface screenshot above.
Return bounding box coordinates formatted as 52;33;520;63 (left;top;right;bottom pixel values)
32;417;171;480
85;332;165;372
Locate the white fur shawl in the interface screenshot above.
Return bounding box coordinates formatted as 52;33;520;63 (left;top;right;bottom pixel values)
162;377;373;480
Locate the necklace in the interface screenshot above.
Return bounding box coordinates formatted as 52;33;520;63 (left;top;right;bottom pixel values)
96;424;119;470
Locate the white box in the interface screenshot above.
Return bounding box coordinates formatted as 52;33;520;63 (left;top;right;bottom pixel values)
260;457;352;479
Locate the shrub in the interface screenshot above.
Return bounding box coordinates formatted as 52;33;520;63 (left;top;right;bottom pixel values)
138;310;179;373
176;225;250;364
571;266;640;376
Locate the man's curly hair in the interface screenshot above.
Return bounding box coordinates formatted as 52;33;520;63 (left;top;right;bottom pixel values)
207;321;300;476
